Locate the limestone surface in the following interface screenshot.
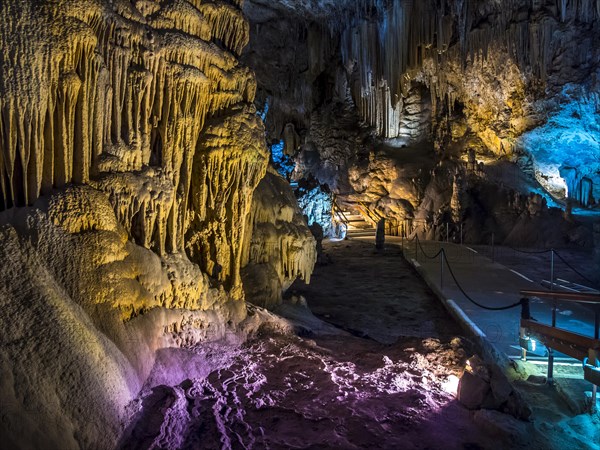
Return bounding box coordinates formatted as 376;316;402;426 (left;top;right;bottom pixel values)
0;1;315;448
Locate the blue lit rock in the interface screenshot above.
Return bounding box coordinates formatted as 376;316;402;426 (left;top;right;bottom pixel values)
520;88;600;206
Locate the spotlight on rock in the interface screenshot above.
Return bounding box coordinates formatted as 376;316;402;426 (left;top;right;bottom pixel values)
442;374;460;395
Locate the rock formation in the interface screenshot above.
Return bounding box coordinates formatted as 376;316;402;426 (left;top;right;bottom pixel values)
243;0;600;244
0;1;316;448
1;0;599;447
242;169;316;307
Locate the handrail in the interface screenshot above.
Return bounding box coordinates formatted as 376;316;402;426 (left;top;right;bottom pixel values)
521;319;600;351
520;290;600;305
520;288;600;403
358;202;381;224
331;196;350;226
360;201;383;220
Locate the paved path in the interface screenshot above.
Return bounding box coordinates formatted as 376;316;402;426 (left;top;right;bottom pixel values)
385;237;598;358
353;236;599;413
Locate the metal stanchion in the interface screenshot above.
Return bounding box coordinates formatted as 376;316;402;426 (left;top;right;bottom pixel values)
547;252;556;387
593;311;599;413
550;249;555;292
520;298;531;362
589;310;599;413
440;250;445;289
547;300;557;386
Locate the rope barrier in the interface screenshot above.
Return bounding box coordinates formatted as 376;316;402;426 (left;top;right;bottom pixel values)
505;246;552;254
440;249;524;311
408;236;596;306
414;236;472;263
499;246;596;287
553;250;598;288
416;237;443;260
412;236;523;311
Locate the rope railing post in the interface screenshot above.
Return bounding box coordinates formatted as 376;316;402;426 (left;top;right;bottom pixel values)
592;309;599;412
548;285;557;386
446;223;449;243
550;249;555;292
491;232;495;263
548;248;556;385
415;236;418;262
460;222;463;246
440;249;444;289
520;297;531;361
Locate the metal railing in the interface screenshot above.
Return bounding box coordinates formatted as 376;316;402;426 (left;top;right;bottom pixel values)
399;230;600;412
520;290;600;412
331;197;350;227
356;201;381;227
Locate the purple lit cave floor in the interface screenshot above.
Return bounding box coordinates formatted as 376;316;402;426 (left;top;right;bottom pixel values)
120;241;598;450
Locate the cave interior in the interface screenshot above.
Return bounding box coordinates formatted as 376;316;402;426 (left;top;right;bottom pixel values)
0;0;599;449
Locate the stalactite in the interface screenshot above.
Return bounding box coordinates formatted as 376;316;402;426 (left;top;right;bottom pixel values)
199;2;249;56
186;107;269;297
0;0;264;261
339;0;599;139
241;170;317;306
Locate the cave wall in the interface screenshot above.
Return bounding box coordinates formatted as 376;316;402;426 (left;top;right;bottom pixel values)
243;0;600;244
0;0;267;272
0;1;317;448
245;0;600;155
339;1;600;147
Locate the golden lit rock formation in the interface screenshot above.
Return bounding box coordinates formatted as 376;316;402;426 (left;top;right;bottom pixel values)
242;169;317;307
0;0;281;311
0;2;315;448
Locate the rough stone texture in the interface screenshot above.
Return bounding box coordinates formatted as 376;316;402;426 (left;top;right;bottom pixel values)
0;1;314;448
458;355;531;421
0;209;247;449
243;0;600;245
242;169;316;308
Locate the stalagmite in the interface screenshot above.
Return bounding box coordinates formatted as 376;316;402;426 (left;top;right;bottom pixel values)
241;169;317;307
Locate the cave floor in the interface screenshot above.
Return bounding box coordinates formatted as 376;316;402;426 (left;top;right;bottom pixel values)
122;241;598;450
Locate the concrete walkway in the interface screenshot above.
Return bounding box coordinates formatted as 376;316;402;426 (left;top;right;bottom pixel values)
386;237;597;358
352;236;598;412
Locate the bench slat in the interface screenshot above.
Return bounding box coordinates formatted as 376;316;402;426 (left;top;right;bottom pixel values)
520;290;600;304
521;319;600;360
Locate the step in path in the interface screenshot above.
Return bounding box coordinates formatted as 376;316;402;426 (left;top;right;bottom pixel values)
340;212;376;238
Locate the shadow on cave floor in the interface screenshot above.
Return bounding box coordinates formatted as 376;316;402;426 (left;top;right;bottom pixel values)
120;240;598;450
289;239;462;345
